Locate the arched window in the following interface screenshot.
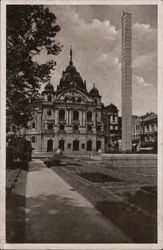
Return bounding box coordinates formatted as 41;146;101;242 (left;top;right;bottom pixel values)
87;111;92;121
59;124;64;131
73;111;79;121
87;125;92;132
32;136;35;143
64;96;68;102
59;139;64;151
96;141;101;151
47;110;52;116
87;140;92;151
77;97;81;103
96;126;101;132
47;139;53;152
32;122;35;129
72;97;76;102
73;125;78;131
59;110;65;120
48;95;52;102
94;99;97;105
47;124;53;130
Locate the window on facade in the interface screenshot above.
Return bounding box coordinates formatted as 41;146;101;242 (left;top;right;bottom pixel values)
64;96;68;102
73;125;78;131
87;111;92;122
87;140;92;151
68;143;71;149
96;126;101;132
94;99;97;105
47;110;52;116
96;141;101;151
115;126;118;130
87;125;92;132
146;125;150;132
32;136;36;143
47;124;53;130
59;110;65;120
73;111;79;121
59;139;64;151
73;140;79;151
32;122;35;129
59;124;64;131
151;125;154;132
81;143;85;149
48;95;52;102
77;97;81;103
72;97;76;102
110;125;113;130
112;116;115;122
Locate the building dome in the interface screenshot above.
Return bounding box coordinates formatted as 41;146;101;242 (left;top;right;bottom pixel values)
106;103;118;112
44;83;54;92
58;47;86;91
89;83;100;97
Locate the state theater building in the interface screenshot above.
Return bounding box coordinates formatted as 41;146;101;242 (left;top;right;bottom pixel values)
23;49;119;153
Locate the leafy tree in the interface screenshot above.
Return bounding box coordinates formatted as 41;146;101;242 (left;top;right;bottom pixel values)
7;5;62;131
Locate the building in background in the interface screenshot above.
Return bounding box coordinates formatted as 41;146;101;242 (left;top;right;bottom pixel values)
23;49;119;153
121;11;132;152
131;112;157;152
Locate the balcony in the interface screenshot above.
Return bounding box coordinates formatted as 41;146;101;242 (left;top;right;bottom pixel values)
96;121;102;126
58;129;66;134
87;130;93;134
47;119;55;122
73;130;80;133
86;120;94;125
72;120;80;125
42;129;54;134
58;119;66;125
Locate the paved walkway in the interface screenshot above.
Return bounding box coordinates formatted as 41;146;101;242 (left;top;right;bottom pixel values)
13;160;130;243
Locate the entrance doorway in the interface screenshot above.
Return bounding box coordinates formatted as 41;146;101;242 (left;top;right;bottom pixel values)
87;140;92;151
96;141;101;151
73;140;79;151
47;139;53;152
59;139;64;151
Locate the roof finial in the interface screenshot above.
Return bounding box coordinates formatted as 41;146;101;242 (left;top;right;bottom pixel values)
93;83;95;88
69;45;73;65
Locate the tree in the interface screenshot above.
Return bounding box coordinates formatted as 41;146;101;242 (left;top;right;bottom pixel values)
7;5;62;131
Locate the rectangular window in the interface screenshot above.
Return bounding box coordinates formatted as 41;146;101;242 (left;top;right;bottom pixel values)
68;143;71;149
32;136;36;143
81;143;85;149
32;122;35;129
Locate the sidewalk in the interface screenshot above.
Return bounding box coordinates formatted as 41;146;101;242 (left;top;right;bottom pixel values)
22;160;130;243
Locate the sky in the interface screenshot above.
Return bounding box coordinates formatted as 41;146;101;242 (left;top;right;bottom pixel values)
35;5;157;116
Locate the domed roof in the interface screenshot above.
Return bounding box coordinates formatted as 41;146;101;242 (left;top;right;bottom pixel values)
58;47;86;91
44;83;54;92
106;103;118;112
89;83;100;97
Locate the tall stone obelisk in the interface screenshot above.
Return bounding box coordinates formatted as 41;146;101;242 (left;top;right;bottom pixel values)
121;11;132;152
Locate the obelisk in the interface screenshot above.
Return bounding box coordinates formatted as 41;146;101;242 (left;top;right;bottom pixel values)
121;11;132;152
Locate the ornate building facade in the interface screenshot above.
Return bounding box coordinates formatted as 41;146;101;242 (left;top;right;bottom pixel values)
23;49;119;153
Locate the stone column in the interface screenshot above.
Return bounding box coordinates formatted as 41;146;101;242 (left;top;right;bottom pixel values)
66;110;69;126
70;110;72;125
79;110;82;126
83;110;86;126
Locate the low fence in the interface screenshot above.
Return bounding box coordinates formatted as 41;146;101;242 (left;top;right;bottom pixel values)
101;154;157;168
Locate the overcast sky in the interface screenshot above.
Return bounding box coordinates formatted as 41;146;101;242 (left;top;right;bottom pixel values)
36;5;157;116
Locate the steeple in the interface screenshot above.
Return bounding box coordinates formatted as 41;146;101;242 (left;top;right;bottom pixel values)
69;45;73;66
